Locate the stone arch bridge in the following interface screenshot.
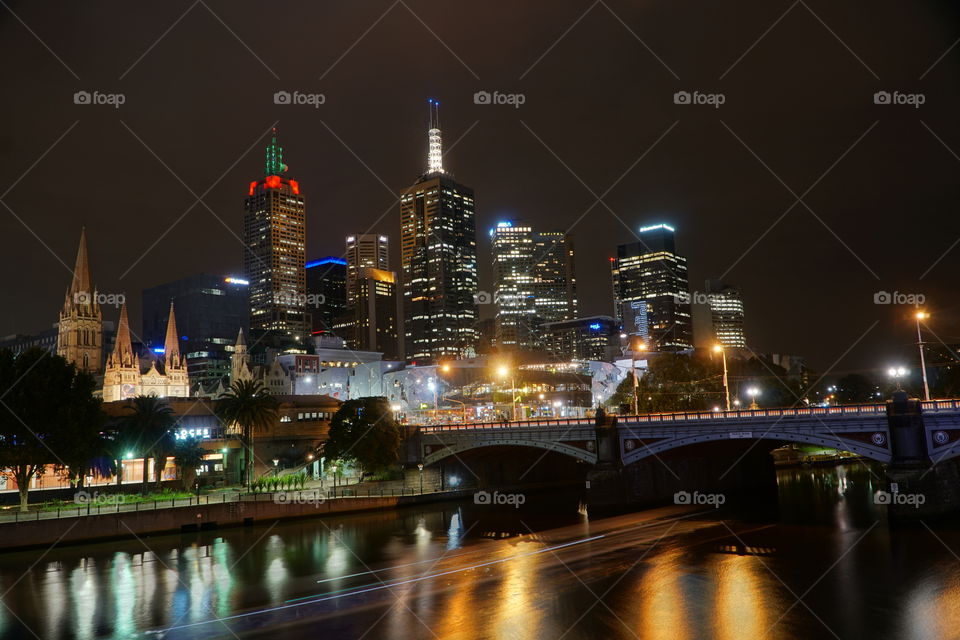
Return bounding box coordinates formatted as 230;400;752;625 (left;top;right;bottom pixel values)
413;399;960;468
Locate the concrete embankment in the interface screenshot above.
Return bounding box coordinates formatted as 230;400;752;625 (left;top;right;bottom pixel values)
0;490;473;551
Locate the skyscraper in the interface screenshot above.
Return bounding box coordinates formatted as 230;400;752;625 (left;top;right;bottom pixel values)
705;278;746;348
532;229;578;333
611;224;693;351
243;128;308;339
345;234;388;307
353;267;400;358
305;257;347;334
400;100;478;361
57;228;103;373
490;222;577;351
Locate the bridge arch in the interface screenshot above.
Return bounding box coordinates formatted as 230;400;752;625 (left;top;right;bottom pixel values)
620;430;892;466
423;438;598;466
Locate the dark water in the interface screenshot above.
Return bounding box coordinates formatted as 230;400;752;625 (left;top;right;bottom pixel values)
2;463;960;639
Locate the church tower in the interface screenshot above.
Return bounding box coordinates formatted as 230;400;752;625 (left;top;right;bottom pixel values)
162;302;190;396
102;302;141;402
230;328;253;385
57;228;103;373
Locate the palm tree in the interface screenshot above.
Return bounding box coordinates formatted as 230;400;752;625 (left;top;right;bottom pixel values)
119;396;176;493
215;380;279;491
174;437;207;492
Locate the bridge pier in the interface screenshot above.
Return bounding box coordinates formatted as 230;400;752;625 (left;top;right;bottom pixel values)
885;392;960;521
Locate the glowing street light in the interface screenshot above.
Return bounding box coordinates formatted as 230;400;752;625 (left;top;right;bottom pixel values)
497;364;517;421
915;311;931;401
747;386;760;410
629;338;646;415
888;366;909;391
713;345;731;411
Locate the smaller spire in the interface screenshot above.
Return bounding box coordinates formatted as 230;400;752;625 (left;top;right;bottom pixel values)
112;302;135;367
264;127;287;177
236;328;247;349
163;301;181;365
426;99;444;174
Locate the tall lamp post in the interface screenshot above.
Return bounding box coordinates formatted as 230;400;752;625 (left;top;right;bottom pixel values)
915;311;931;401
630;339;647;415
713;345;731;411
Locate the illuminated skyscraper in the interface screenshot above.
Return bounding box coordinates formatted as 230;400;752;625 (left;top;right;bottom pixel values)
400;100;478;361
345;233;389;307
306;257;347;334
705;278;746;348
491;222;577;351
611;224;693;351
243;128;308;339
353;267;400;358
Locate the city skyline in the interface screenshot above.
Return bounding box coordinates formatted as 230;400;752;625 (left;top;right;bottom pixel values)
2;2;959;374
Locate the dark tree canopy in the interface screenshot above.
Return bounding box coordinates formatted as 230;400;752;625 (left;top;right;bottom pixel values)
324;397;401;473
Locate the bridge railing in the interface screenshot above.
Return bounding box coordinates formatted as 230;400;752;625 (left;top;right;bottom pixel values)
417;399;960;433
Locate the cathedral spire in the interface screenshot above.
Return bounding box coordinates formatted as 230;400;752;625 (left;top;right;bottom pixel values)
163;301;181;364
112;302;135;366
264;127;287;177
427;99;444;174
69;227;93;300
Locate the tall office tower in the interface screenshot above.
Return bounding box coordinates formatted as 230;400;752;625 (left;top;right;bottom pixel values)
611;223;694;351
399;100;478;361
532;230;578;330
305;257;347;334
705;278;746;348
142;274;250;391
491;221;535;349
491;222;577;351
243;128;308;339
57;228;103;373
345;234;388;307
353;267;400;358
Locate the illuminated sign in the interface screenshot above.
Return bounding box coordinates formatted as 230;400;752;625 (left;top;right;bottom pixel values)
152;347;165;354
224;277;249;285
589;323;602;331
175;428;211;440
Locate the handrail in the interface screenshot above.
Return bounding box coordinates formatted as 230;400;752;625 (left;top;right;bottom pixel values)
418;399;960;433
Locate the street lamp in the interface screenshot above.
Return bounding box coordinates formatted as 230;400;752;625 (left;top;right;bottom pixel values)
888;366;909;391
747;386;760;410
713;345;731;411
915;311;931;401
497;364;517;421
629;338;646;415
427;378;438;413
417;462;424;494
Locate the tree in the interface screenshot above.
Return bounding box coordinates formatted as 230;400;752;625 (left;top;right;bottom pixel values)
324;397;401;475
215;380;279;490
53;369;106;489
174;437;207;491
835;373;878;404
0;348;101;511
119;396;176;493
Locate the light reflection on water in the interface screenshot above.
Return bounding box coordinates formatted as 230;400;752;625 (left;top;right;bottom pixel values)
1;465;960;639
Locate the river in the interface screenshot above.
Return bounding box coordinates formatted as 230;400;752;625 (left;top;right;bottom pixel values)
1;462;960;639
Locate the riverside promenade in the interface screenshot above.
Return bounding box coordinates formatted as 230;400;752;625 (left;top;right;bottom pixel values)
0;488;473;551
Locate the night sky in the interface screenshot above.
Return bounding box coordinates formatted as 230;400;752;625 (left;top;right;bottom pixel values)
1;1;959;375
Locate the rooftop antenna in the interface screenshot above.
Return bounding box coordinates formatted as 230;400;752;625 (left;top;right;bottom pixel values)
427;98;444;174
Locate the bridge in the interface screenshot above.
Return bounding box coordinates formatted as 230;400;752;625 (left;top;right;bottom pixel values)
415;399;960;467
